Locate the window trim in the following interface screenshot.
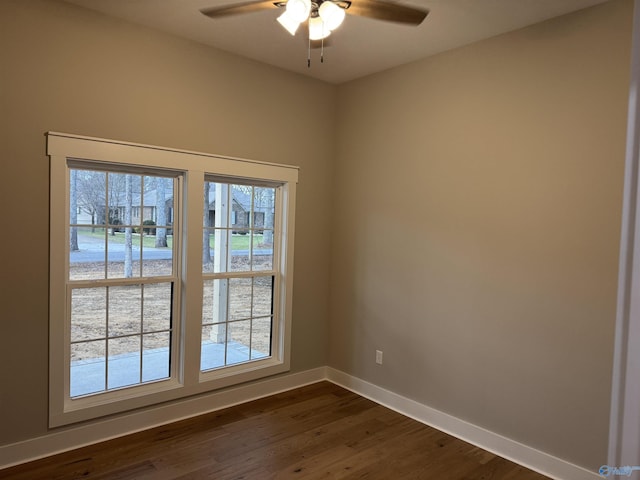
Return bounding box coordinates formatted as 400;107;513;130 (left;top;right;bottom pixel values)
48;132;298;427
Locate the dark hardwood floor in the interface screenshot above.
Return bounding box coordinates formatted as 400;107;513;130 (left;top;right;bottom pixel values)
0;382;550;479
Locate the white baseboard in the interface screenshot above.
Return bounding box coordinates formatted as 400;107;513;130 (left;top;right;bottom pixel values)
0;367;326;470
0;366;602;480
325;367;601;480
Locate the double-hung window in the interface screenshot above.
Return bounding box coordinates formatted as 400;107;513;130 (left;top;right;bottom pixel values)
48;133;298;427
201;180;278;372
66;167;179;400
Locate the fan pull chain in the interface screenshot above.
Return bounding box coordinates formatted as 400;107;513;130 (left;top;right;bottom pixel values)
321;36;324;63
307;34;311;68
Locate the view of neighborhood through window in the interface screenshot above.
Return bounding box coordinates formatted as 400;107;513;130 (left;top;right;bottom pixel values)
201;181;277;371
68;167;177;398
67;170;280;398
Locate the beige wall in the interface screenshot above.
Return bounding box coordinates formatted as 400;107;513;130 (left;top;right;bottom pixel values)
0;0;333;446
330;0;632;470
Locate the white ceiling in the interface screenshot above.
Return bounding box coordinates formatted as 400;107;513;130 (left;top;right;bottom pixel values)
64;0;611;84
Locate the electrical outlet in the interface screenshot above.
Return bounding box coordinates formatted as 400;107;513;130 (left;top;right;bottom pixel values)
376;350;383;365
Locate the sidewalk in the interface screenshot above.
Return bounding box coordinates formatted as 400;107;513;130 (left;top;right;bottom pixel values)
70;342;269;397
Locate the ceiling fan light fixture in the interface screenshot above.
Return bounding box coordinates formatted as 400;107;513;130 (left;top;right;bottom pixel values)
277;11;300;35
308;15;331;40
285;0;312;23
318;1;345;30
201;0;429;68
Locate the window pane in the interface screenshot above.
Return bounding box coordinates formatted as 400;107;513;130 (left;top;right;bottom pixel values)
70;227;106;281
143;283;172;333
203;182;215;233
201;324;226;371
254;187;275;230
204;218;240;273
254;186;275;272
72;169;107;226
252;276;273;317
202;279;214;325
209;229;231;274
107;233;142;278
214;182;231;227
142;332;170;382
70;340;106;397
202;279;228;325
150;177;174;228
232;230;251;243
107;173;142;213
142;250;173;277
229;278;251;321
107;172;127;227
203;181;234;274
232;184;251;227
251;317;272;359
106;172;142;279
203;228;216;273
128;175;143;221
227;320;251;365
71;287;106;342
107;336;141;390
143;176;174;277
252;232;273;271
230;232;251;273
108;285;142;337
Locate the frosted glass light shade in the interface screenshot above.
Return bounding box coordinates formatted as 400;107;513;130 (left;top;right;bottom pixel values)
309;16;331;40
285;0;312;23
277;11;300;35
318;1;345;30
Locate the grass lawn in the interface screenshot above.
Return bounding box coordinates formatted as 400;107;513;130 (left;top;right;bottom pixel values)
78;229;266;249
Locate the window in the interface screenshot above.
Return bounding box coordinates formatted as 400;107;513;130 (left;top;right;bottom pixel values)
201;182;276;371
68;168;177;398
48;133;298;426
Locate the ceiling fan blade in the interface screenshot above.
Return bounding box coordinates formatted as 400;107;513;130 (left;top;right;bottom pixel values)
346;0;428;25
200;1;278;18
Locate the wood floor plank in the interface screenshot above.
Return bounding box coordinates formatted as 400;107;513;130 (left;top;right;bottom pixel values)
0;382;551;480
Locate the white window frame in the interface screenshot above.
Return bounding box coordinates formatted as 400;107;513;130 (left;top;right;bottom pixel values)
48;132;298;427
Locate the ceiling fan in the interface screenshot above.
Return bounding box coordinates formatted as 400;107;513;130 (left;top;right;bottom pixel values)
200;0;429;65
